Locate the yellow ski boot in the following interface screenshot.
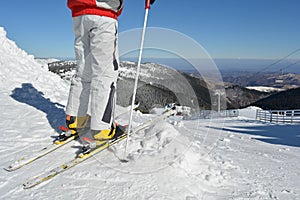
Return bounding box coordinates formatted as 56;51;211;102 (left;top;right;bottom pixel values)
93;123;127;141
56;115;90;144
65;115;90;135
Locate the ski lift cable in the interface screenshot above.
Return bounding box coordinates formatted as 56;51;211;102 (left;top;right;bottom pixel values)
278;59;300;72
258;48;300;74
246;48;300;81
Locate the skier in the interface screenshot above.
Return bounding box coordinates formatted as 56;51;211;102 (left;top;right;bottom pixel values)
65;0;155;153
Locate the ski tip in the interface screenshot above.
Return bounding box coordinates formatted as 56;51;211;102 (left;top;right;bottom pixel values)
4;166;14;172
23;183;31;189
23;182;36;189
4;163;21;172
23;180;34;189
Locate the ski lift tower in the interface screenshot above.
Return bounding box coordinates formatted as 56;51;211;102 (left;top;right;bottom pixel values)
214;90;224;113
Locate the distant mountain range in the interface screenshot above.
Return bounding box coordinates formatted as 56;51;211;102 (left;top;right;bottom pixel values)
47;60;300;112
222;71;300;89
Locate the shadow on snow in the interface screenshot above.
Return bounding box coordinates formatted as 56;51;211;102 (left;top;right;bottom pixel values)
207;122;300;148
10;83;65;133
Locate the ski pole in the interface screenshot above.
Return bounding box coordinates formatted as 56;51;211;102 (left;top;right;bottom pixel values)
123;0;152;160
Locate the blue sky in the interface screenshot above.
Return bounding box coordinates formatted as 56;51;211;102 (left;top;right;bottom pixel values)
0;0;299;59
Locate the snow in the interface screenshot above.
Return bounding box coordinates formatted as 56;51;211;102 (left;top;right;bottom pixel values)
119;62;170;81
35;58;60;68
0;26;300;199
246;86;285;93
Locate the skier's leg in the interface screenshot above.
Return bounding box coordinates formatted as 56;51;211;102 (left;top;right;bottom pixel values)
87;15;119;131
65;15;92;130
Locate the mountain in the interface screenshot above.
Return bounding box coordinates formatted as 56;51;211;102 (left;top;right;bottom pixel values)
47;60;77;80
222;71;300;89
48;60;271;112
118;61;213;112
251;87;300;110
225;85;270;109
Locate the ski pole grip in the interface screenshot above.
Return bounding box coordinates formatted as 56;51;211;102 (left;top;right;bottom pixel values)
145;0;151;9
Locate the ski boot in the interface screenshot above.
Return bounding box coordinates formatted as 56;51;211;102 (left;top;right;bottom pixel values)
93;123;127;141
55;115;90;144
79;124;127;156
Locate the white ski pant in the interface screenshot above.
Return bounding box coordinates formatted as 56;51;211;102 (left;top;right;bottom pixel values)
66;15;119;130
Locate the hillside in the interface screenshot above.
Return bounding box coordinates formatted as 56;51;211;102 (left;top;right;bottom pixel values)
251;87;300;110
225;85;270;109
48;61;270;111
0;27;69;131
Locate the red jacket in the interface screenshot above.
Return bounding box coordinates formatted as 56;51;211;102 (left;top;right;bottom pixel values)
67;0;123;20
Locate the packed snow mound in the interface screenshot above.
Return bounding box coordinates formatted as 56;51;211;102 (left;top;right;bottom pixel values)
0;26;68;103
239;106;262;119
0;27;34;63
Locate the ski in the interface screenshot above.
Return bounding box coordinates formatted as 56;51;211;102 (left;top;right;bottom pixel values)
5;104;140;172
23;108;177;189
4;134;78;172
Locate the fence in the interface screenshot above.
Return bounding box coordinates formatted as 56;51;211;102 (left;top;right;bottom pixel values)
197;109;239;119
256;109;300;124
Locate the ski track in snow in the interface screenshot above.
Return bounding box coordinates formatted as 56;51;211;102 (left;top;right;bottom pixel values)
0;26;300;199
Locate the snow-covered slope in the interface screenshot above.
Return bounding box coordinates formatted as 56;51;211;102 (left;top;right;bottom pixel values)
0;27;69;103
0;27;69;133
0;27;299;199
